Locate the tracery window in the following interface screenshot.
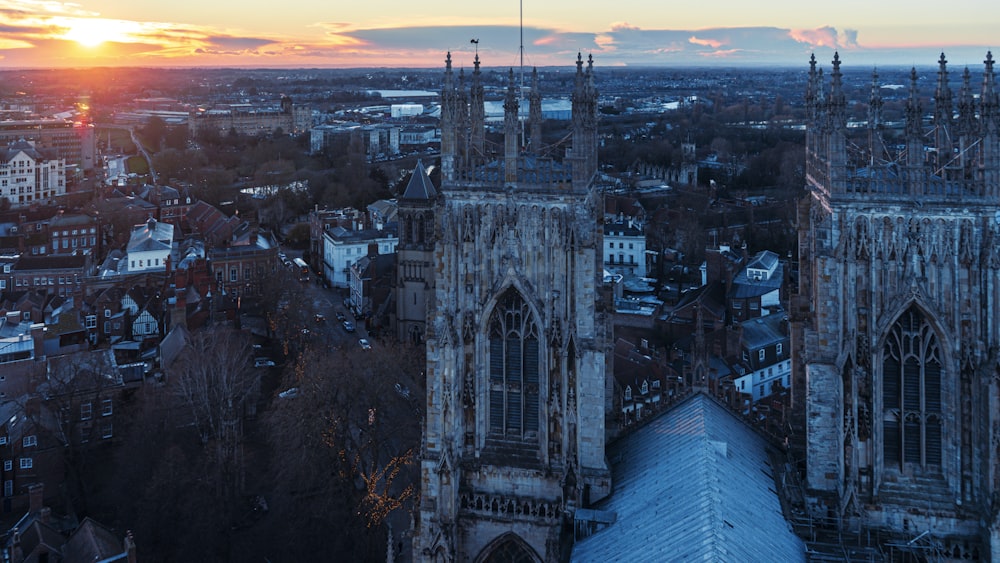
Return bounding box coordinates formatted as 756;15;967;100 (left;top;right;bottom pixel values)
882;306;942;471
488;289;540;441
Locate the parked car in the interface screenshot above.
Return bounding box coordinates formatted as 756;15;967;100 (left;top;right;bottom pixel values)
359;338;372;350
314;313;326;323
254;358;275;368
342;321;355;333
335;312;346;322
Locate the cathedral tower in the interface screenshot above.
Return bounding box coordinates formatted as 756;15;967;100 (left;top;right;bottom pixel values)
414;53;611;562
795;52;1000;557
396;160;437;343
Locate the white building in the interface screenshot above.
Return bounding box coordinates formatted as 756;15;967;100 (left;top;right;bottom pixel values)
0;140;66;208
126;218;174;273
322;225;398;289
733;314;790;403
604;220;646;277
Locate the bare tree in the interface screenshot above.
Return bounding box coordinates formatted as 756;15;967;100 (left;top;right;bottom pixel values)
170;327;257;499
262;340;424;558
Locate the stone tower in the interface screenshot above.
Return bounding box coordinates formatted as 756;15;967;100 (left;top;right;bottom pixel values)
794;52;1000;557
413;53;611;562
396;160;437;343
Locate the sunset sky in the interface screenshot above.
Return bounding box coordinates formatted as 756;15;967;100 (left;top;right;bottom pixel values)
0;0;996;69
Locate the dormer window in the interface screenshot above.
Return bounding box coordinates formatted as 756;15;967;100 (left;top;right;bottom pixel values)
640;381;649;395
624;386;633;401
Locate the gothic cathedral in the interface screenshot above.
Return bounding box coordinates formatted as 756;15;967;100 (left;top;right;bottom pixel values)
795;52;1000;556
413;53;612;561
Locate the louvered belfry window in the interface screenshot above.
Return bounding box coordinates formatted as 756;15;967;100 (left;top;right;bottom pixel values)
488;289;540;441
882;307;943;470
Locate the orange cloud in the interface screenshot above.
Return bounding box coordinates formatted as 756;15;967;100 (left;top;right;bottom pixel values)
789;26;857;49
688;36;725;49
609;22;640;32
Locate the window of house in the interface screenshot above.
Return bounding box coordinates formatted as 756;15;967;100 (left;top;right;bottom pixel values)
776;343;783;356
19;458;32;469
22;436;36;447
101;421;113;439
758;349;765;362
245;268;251;280
22;312;29;321
628;243;634;249
230;268;238;282
624;386;632;401
80;402;92;421
2;460;10;471
487;288;540;442
101;398;113;416
640;381;648;394
86;315;96;329
103;321;110;334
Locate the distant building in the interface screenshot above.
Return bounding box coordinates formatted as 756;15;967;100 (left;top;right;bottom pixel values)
322;225;397;290
208;231;278;299
729;249;783;322
0;117;96;172
734;314;790;402
125;218;173;273
0;140;66;208
603;220;645;278
188;95;309;137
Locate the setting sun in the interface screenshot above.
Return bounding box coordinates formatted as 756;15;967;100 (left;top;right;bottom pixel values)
61;18;139;48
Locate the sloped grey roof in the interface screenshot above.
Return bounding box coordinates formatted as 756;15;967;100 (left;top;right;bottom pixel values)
401;160;436;201
572;393;804;563
740;314;787;351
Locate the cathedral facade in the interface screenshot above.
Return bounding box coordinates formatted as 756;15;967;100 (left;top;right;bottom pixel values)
412;53;611;562
795;52;1000;557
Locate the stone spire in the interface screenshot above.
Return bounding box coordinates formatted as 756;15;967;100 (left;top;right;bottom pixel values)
828;52;847;131
868;68;884;164
905;66;924;169
470;53;485;159
982;52;999;193
982;51;998;132
529;67;543;154
504;68;519;184
956;67;976;174
933;53;954;169
571;53;598;188
457;67;469;170
440;52;457;182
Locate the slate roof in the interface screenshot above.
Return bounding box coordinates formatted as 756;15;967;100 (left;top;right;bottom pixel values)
740;314;788;351
401;160;437;201
571;393;804;562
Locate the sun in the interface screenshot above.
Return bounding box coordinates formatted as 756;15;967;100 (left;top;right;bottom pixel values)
62;18;137;48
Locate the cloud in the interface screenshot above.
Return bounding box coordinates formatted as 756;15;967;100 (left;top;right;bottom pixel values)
0;0;97;17
689;36;725;49
204;36;275;50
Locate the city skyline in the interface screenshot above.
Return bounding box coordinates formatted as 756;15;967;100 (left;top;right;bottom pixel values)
0;0;996;69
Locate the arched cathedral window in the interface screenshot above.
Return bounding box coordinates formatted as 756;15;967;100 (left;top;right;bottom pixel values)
882;306;942;471
488;289;540;441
